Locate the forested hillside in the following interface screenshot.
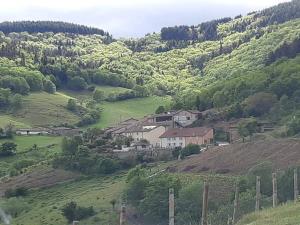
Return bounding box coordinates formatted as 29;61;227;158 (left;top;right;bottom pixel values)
0;21;111;37
0;0;300;129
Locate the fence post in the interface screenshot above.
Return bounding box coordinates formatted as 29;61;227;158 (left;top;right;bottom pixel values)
232;183;239;224
255;176;261;211
272;173;277;207
169;188;175;225
294;168;298;203
120;204;126;225
227;215;232;225
201;182;209;225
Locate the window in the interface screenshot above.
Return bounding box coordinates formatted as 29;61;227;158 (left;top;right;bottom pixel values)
168;143;171;146
179;137;183;140
167;138;171;141
172;137;176;140
180;143;183;146
187;117;190;120
173;143;176;146
136;132;139;135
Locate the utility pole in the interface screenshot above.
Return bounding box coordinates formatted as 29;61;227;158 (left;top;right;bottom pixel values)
232;183;239;224
201;182;209;225
294;168;299;203
272;173;278;207
169;188;175;225
255;176;261;211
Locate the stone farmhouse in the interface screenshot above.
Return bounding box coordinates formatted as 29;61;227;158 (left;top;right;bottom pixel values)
143;110;202;128
159;127;214;148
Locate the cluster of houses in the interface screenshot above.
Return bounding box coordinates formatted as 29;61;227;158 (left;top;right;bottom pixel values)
105;110;214;150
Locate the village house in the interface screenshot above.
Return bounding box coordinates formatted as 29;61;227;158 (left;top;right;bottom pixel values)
143;110;202;128
159;127;214;148
173;110;202;127
121;124;166;148
143;111;176;128
16;128;51;135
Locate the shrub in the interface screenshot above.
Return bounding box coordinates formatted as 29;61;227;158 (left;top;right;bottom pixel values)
181;144;200;157
155;106;165;114
172;147;181;159
93;89;105;102
95;158;120;174
62;202;95;222
287;116;300;136
67;76;87;91
5;187;28;198
0;142;17;157
13;159;35;171
66;99;77;111
44;79;56;93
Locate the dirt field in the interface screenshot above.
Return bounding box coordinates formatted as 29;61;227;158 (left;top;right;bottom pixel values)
0;166;80;196
169;138;300;175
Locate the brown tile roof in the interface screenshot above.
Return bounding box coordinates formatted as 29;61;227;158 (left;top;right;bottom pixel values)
160;127;212;138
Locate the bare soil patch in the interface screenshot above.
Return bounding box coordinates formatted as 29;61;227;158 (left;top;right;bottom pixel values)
0;167;80;196
169;138;300;175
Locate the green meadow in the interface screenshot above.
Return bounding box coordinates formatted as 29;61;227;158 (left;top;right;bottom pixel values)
95;96;172;128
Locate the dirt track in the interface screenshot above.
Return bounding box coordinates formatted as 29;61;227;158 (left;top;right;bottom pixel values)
169;138;300;174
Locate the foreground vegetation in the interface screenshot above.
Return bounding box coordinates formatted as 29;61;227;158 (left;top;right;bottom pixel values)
0;174;125;225
238;202;300;225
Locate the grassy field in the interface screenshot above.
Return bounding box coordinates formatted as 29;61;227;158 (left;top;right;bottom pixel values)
0;90;171;129
0;174;125;225
0;135;62;153
0;136;62;177
237;202;300;225
95;96;172;128
0;115;31;128
7;92;80;127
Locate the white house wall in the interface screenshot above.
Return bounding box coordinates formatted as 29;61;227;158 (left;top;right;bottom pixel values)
161;137;186;148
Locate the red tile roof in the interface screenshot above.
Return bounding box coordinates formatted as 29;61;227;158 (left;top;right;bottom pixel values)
160;127;212;138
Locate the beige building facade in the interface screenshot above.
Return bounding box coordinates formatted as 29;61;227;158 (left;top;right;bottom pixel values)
122;125;166;148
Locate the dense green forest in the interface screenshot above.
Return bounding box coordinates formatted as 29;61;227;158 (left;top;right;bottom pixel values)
0;21;111;37
0;0;300;129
